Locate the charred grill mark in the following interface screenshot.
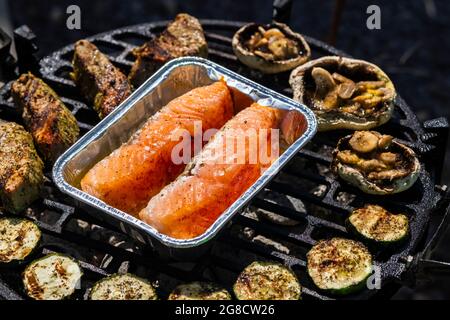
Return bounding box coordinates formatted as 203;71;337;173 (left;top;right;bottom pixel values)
27;271;44;298
55;260;67;278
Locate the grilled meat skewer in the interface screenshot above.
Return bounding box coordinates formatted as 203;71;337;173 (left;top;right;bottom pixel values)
71;40;131;118
11;73;80;164
0;120;44;213
129;13;208;87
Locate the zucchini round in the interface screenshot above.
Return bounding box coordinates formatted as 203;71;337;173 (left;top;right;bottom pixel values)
23;253;83;300
233;261;301;300
168;281;231;300
347;205;409;246
0;217;41;265
90;273;158;300
307;238;373;295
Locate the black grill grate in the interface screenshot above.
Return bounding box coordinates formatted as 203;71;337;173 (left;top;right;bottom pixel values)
0;20;447;300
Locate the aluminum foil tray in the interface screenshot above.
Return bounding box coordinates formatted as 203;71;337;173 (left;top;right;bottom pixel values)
53;57;317;260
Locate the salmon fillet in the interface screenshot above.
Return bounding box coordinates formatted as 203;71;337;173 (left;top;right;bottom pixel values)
81;81;234;216
139;103;306;239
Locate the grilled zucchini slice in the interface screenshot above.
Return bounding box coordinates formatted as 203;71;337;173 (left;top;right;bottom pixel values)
233;261;301;300
23;253;82;300
307;238;373;295
347;205;409;246
168;282;231;300
0;217;41;265
90;273;158;300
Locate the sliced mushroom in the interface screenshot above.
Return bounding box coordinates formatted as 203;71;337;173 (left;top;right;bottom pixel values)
254;50;273;60
254;37;269;48
336;150;360;165
377;135;393;150
255;26;264;34
352;93;373;104
349;131;379;153
356;81;386;90
378;152;397;165
367;169;410;180
332;72;353;83
377;87;395;98
264;28;285;39
337;82;356;99
269;38;298;60
322;90;339;110
340;104;360;114
247;32;262;47
361;96;383;109
357;159;387;172
312;67;336;98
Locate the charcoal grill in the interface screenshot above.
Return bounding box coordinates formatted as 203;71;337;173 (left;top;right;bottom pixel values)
0;16;450;300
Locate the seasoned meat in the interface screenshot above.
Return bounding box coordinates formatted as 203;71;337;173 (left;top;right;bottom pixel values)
129;13;208;87
71;40;131;118
0;120;44;213
11;73;79;164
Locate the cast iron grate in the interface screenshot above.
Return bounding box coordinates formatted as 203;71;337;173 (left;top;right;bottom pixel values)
0;20;447;300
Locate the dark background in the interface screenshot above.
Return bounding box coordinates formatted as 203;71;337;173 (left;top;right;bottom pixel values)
2;0;450;299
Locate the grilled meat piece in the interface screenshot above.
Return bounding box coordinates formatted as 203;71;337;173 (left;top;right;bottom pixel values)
139;103;306;239
0;120;44;213
71;40;131;118
11;73;80;164
129;13;208;87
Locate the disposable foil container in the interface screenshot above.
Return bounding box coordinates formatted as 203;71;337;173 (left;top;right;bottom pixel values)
53;57;317;260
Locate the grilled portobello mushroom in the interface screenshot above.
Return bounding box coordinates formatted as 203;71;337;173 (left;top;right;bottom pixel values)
89;273;158;300
347;204;409;246
0;120;44;213
22;253;82;300
168;282;231;300
129;13;208;87
307;238;373;295
11;73;79;164
0;217;41;265
331;131;420;194
232;22;311;73
233;261;301;300
71;40;131;119
290;56;395;131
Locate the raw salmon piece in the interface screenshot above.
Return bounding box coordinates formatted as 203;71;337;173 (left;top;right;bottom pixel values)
81;81;234;216
139;103;306;239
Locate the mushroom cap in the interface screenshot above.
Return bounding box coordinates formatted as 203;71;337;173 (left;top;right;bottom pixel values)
289;56;396;131
331;134;420;195
232;22;311;74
